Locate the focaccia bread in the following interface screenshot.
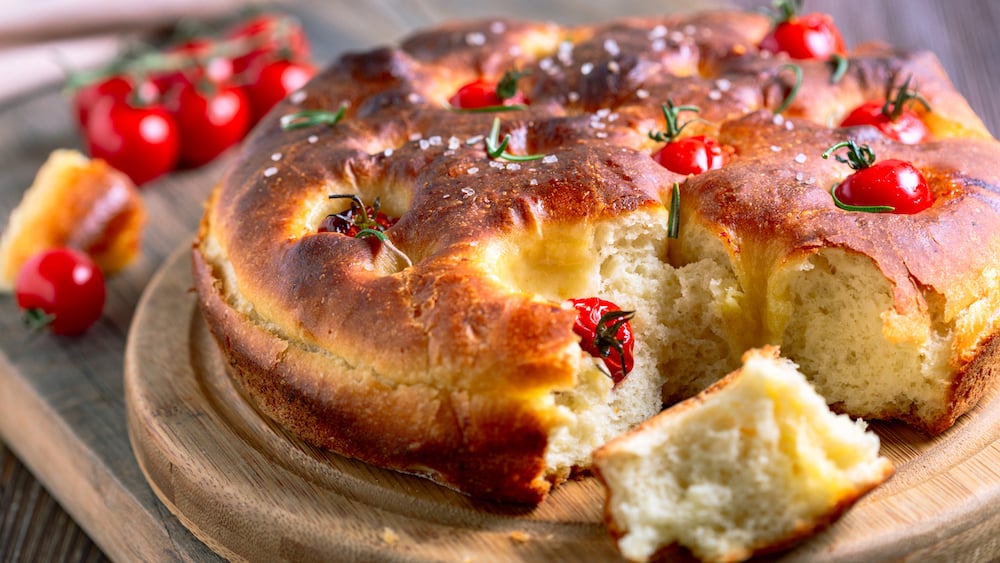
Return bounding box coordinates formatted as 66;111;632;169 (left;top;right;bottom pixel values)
593;347;894;563
192;9;1000;503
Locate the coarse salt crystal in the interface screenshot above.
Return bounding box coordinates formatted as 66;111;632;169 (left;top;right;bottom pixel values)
290;91;307;104
409;132;423;141
462;187;475;197
772;114;785;126
448;136;460;150
708;90;722;101
466;135;483;145
542;155;558;164
607;61;620;74
506;162;521;171
651;39;666;52
490;21;506;34
637;89;650;99
596;131;608;138
539;58;555;72
581;62;594;75
568;92;580;103
466;32;486;46
770;145;782;152
264;167;278;177
271;152;282;161
467;167;479;175
715;78;732;92
604;38;620;56
596;108;611;118
794;153;807;164
419;139;430;150
308;135;318;144
428;135;442;146
558;41;574;65
649;25;667;39
529;178;539;186
383;148;394;157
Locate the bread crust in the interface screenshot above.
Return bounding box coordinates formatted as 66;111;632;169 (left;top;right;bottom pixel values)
193;11;1000;502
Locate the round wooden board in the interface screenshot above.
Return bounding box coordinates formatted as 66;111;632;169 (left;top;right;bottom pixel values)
124;244;1000;562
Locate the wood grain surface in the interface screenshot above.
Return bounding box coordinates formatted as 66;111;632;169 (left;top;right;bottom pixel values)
0;1;997;561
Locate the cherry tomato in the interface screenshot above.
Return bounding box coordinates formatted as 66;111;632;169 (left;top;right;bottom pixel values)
760;9;846;60
840;102;929;145
85;96;180;185
152;38;235;97
653;135;726;175
835;159;931;214
449;79;527;109
823;140;932;214
226;13;311;78
72;75;160;130
568;297;635;385
15;248;106;336
169;81;251;168
245;59;316;122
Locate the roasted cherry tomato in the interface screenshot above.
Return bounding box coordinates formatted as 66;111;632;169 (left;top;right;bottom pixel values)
653;135;726;176
449;70;528;109
839;77;930;145
226;13;311;77
169;80;251;168
568;297;635;385
822;140;932;214
759;0;846;60
246;58;316;122
15;248;106;336
649;100;726;175
317;195;397;236
85;95;180;185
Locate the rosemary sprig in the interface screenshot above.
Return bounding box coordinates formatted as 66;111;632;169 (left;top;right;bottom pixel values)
594;309;635;378
882;75;931;121
648;100;703;143
829;53;849;84
668;182;680;239
484;117;546;162
821;140;875;170
280;104;347;130
774;63;802;114
828;184;893;213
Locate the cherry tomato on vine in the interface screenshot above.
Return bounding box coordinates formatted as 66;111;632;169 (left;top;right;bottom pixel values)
822;140;932;214
226;13;311;77
15;248;106;336
759;0;846;60
85;96;180;186
568;297;635;385
317;195;397;236
653;136;725;176
72;75;159;130
169;81;251;168
152;38;235;97
245;58;316;122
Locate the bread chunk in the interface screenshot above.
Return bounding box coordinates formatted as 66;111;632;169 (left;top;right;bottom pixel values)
593;347;894;563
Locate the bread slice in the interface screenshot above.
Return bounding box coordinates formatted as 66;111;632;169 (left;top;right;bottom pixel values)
593;347;894;563
0;149;145;291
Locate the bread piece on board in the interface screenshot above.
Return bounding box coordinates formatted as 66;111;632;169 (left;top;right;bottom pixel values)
593;347;894;563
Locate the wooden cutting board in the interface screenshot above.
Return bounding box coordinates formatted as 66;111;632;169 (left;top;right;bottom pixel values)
123;244;1000;562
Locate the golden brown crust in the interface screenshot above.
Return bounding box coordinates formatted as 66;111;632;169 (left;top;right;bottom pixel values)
194;11;1000;502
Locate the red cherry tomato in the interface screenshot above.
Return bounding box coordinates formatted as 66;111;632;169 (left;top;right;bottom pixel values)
449;79;527;109
568;297;635;385
85;96;180;185
834;159;931;214
15;248;106;336
152;38;235;97
226;13;311;77
760;12;846;60
246;59;316;122
653;135;726;175
72;75;161;130
170;81;251;168
840;101;929;145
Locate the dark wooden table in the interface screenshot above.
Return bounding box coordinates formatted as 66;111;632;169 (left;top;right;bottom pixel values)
0;1;997;561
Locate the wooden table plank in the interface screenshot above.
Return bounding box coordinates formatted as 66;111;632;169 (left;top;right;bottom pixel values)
0;1;997;561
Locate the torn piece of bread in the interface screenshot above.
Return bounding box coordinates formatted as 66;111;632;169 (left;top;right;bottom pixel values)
0;149;145;291
593;347;894;563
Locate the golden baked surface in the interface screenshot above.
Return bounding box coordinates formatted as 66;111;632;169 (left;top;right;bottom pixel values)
194;10;1000;503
